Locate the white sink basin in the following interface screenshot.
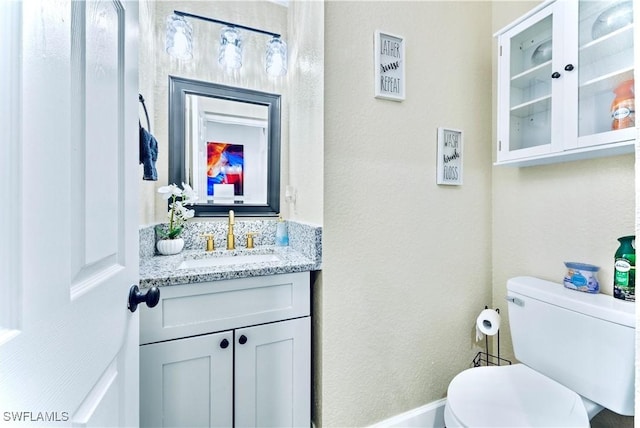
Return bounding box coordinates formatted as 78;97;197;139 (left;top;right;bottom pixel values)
178;253;281;270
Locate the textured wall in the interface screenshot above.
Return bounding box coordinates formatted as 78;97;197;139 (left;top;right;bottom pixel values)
138;1;289;225
139;1;324;227
138;1;157;226
287;1;324;225
321;2;493;425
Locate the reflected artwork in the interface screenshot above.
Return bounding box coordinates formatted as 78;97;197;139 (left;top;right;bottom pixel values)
207;142;244;197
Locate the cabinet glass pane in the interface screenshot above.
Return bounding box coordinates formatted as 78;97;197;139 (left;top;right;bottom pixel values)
578;0;634;137
509;14;553;151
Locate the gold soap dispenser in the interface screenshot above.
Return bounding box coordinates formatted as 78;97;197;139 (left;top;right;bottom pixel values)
246;232;256;249
202;234;215;251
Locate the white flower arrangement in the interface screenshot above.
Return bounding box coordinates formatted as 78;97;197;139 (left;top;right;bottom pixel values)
157;183;198;239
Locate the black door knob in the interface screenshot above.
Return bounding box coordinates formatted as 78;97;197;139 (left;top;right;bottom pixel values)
239;335;248;345
551;71;561;79
128;285;160;313
220;338;229;349
564;64;574;71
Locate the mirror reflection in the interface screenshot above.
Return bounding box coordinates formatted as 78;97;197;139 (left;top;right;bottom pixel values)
186;95;269;205
169;76;281;216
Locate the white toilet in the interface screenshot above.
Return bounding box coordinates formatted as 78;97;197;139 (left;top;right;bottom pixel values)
444;276;635;427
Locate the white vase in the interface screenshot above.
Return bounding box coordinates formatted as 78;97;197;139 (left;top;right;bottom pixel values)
156;238;184;255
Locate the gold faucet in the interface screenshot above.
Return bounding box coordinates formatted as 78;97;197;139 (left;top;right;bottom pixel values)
202;234;215;251
227;210;235;250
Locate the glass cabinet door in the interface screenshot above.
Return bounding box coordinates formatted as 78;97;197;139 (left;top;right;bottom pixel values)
578;0;635;145
498;5;559;160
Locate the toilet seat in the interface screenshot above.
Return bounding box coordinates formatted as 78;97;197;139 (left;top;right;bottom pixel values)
445;364;589;427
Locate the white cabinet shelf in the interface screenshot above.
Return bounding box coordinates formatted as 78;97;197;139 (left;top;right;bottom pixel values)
495;0;636;167
579;24;633;62
511;61;553;85
510;95;552;117
580;67;634;98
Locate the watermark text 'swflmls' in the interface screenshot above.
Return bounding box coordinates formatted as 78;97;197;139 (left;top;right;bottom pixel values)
3;411;70;423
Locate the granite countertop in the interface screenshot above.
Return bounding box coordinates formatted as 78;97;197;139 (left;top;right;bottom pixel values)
140;246;317;288
138;220;322;288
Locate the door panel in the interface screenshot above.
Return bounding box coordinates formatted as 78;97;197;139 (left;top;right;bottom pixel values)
70;0;127;299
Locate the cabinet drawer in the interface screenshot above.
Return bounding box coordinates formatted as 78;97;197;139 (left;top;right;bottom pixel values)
140;272;310;345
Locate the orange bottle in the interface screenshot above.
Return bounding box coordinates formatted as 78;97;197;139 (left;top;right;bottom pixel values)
611;79;635;130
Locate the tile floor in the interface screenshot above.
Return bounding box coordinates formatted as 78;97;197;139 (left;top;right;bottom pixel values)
590;408;633;428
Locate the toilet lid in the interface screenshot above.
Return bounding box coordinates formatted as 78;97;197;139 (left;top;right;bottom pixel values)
446;364;589;427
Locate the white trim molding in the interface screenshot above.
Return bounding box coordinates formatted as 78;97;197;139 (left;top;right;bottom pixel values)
368;398;447;428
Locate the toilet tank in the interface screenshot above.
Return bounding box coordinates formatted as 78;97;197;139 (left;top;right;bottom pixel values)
506;276;635;416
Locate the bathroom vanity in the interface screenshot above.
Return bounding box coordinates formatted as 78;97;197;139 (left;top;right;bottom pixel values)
137;221;321;427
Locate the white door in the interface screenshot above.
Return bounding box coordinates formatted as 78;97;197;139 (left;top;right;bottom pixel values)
0;1;140;426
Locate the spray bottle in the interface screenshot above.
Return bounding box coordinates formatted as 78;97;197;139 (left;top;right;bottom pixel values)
614;235;635;301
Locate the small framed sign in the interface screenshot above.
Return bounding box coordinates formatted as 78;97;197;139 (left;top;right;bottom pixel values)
436;127;463;185
374;30;405;101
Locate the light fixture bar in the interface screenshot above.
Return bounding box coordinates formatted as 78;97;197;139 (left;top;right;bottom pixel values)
173;10;281;39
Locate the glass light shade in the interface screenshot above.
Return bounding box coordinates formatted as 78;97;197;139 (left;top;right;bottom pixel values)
166;14;193;60
218;27;242;70
266;37;287;76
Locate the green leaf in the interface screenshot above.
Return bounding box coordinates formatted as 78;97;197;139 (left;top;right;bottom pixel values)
167;227;183;239
155;225;182;240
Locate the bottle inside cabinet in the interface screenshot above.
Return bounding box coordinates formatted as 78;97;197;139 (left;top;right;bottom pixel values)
578;0;634;137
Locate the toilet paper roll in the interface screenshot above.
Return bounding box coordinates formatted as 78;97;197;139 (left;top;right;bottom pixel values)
476;308;501;337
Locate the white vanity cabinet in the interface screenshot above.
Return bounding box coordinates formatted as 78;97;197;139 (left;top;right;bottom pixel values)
139;272;311;428
495;0;636;166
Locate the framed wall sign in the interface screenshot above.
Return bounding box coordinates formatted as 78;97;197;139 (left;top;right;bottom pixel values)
374;30;405;101
436;127;463;185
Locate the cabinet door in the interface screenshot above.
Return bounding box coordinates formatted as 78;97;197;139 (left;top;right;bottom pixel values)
577;0;635;147
140;331;233;428
497;2;566;162
235;317;311;428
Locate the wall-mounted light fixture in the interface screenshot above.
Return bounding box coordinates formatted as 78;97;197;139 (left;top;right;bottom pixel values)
165;14;193;60
266;37;287;76
166;10;287;76
218;26;242;70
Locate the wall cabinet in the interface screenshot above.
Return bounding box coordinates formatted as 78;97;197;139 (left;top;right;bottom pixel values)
496;0;636;166
139;272;311;428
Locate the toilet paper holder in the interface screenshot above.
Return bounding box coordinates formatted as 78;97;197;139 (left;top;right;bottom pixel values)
472;306;512;368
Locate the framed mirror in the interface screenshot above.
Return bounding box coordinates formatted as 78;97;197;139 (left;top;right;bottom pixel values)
168;76;281;216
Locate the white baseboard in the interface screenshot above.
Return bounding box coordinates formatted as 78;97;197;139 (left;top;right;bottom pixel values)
368;398;447;428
